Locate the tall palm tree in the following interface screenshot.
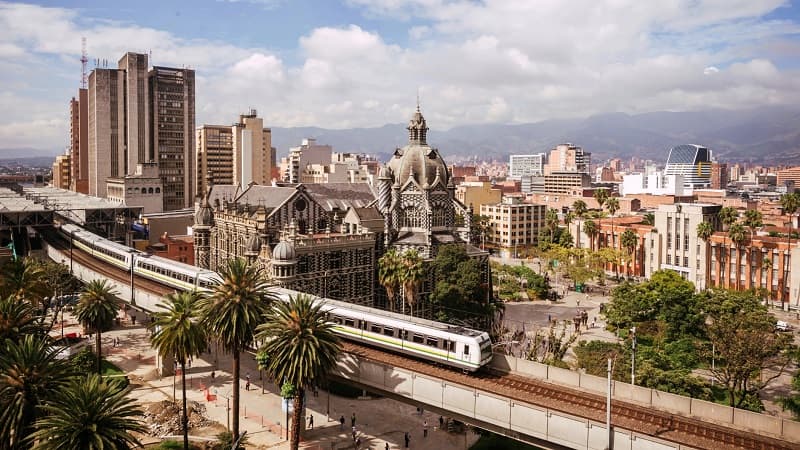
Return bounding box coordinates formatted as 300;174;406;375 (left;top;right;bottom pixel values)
150;291;208;450
0;294;39;344
545;208;560;244
74;280;119;374
0;258;48;308
31;374;145;449
572;200;588;248
593;189;609;211
742;209;763;289
728;222;747;290
642;213;655;226
0;334;71;449
697;221;714;287
378;249;402;312
605;197;620;278
763;257;773;292
200;258;275;444
717;207;739;287
400;250;425;317
620;229;638;277
256;294;342;450
779;192;799;308
582;220;597;252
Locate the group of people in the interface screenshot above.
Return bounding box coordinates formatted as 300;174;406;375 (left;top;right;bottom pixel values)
332;410;441;448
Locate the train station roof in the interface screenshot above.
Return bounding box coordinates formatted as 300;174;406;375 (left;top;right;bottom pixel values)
20;186;142;227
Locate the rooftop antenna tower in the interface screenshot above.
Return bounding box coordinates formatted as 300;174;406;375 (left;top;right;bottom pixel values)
80;37;88;89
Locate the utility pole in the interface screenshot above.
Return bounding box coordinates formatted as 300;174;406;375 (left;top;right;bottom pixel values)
630;327;636;386
606;358;612;450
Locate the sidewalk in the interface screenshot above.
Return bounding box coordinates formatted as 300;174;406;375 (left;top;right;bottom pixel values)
56;309;480;449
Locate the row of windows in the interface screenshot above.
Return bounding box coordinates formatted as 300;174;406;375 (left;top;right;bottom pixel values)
329;315;462;353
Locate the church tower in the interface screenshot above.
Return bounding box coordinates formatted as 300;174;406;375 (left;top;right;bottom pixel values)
193;172;214;269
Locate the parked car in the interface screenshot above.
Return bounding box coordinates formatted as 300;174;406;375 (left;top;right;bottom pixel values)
776;321;793;332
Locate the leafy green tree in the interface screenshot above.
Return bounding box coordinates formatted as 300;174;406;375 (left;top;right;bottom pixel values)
470;214;492;249
779;192;799;308
150;291;208;450
702;289;794;408
558;230;574;248
430;245;495;329
0;295;39;344
718;207;739;231
200;258;275;445
526;321;577;366
256;294;341;450
0;334;72;449
74;280;119;374
572;200;588;248
377;249;402;312
728;222;747;290
545;208;560;244
582;220;597;251
31;374;145;449
642;213;655;226
400;250;425;316
0;258;48;308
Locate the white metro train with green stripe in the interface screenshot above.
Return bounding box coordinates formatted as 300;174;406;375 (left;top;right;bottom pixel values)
60;224;494;372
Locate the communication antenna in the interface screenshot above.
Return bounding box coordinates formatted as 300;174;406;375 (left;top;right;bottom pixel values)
80;37;88;88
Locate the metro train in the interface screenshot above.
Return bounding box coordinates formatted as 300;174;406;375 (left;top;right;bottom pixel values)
58;224;493;372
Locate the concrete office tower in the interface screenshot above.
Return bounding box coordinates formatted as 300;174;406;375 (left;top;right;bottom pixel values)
196;125;234;195
149;66;195;211
545;143;591;174
509;153;547;179
69;90;89;193
87;67;126;197
282;138;332;183
87;52;150;197
232;110;274;186
653;203;721;289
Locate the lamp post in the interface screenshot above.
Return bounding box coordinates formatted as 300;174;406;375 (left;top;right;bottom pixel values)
69;229;74;275
630;326;637;386
128;250;136;305
606;358;612;450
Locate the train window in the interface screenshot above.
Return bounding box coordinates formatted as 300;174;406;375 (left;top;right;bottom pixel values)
448;341;455;352
426;337;438;348
412;334;424;344
344;319;355;327
382;327;393;337
464;345;470;356
371;325;381;333
332;317;342;325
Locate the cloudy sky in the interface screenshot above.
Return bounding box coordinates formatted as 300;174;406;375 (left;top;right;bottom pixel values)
1;0;799;154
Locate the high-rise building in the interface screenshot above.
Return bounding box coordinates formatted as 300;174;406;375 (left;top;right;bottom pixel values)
52;154;71;189
710;162;729;189
281;138;332;183
663;144;712;190
69;89;89;193
509;153;546;179
777;166;800;191
196;125;234;194
232;110;274;187
481;198;545;258
149;66;195;210
653;203;721;289
545;143;590;175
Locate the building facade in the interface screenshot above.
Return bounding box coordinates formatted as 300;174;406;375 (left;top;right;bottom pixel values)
69;89;89;194
710;162;729;190
196;125;234;192
663;144;712;189
106;162;164;214
653;203;721;289
481;198;545;257
281;138;332;183
455;181;503;212
232;110;274;187
509;154;546;179
52;154;71;189
543;172;592;194
545;143;590;174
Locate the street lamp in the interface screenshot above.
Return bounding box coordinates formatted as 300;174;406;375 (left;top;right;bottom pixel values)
69;229;74;275
128;250;136;305
630;326;637;386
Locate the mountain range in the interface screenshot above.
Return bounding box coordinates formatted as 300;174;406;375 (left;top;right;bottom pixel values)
3;106;800;166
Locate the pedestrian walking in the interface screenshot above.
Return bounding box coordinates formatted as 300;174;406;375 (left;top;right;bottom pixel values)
423;420;428;437
210;370;215;379
351;412;356;427
308;415;314;429
404;432;410;448
591;317;596;329
352;426;357;441
245;373;251;391
439;416;444;429
339;415;345;430
355;437;361;449
131;315;136;325
385;443;390;450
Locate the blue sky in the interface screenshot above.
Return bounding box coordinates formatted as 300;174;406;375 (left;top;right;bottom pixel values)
1;0;799;154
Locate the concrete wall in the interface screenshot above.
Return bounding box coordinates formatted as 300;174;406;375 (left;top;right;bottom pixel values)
490;354;799;443
334;352;693;450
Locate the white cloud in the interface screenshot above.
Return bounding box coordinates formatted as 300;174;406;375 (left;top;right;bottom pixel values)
0;1;799;153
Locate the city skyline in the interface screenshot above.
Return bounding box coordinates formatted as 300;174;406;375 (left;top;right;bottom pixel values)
1;0;800;154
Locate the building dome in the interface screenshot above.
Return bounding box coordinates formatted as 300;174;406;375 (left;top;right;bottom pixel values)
245;233;262;253
195;204;213;227
386;107;449;189
272;240;296;262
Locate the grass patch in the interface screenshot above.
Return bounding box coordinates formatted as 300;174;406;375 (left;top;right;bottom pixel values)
101;359;124;377
470;434;541;450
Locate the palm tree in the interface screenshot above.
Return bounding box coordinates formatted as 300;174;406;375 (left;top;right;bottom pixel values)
742;209;763;289
0;294;40;343
728;222;747;290
717;206;739;287
200;258;275;444
642;213;655;226
150;291;208;450
31;374;145;449
605;197;620;278
779;192;799;308
572;200;588;248
0;258;48;308
256;294;342;450
697;221;714;287
400;250;425;317
593;188;609;210
378;249;402;312
545;208;560;244
0;334;71;449
74;279;119;374
620;229;638;277
763;257;773;293
582;219;597;252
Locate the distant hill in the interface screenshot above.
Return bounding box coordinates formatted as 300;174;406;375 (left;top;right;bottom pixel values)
270;106;800;164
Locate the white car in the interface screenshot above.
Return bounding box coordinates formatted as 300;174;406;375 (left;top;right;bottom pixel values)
776;321;793;332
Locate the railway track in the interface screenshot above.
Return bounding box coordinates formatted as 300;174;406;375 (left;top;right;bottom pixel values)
342;342;799;450
46;230;798;450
